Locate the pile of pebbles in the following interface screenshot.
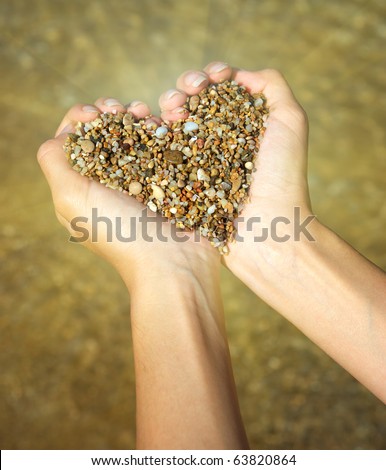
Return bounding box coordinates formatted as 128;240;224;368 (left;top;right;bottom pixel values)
64;80;268;252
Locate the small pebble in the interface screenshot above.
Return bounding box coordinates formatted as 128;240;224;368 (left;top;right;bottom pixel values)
245;161;254;170
80;140;95;153
207;205;216;215
128;181;142;195
152;185;165;200
189;95;200;112
183;122;199;133
147;201;157;212
204;188;216;198
164;150;183;164
231;177;242;193
123;113;134;126
155;126;168;138
197;169;210;182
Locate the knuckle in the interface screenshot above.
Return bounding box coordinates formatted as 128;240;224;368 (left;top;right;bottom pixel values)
53;189;73;216
37;139;56;166
282;103;308;127
261;68;285;80
293;105;308;126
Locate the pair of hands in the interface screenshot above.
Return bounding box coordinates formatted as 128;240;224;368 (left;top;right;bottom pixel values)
37;63;311;289
38;63;386;443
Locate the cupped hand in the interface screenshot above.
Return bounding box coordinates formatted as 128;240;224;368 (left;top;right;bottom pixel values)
37;97;219;287
158;63;312;270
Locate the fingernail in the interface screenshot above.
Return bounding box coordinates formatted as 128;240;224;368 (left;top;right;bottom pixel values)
208;62;229;74
185;73;207;88
164;89;181;100
104;98;122;107
82;105;98;113
129;100;144;108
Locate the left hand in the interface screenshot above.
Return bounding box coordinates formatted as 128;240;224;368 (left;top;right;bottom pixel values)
37;98;219;289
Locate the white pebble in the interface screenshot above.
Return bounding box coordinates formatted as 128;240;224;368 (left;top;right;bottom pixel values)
151;185;165;200
204;188;216;198
182;147;192;157
245;161;254;170
207;205;216;215
183;121;199;133
254;97;264;107
197;168;210;181
170;207;177;214
147;201;157;212
155;126;168;138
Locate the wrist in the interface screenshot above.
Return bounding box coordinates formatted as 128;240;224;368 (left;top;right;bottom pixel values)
228;213;322;302
127;251;228;361
119;246;220;291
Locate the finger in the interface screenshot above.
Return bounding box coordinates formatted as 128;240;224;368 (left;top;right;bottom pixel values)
55;104;99;137
176;70;209;96
232;68;305;119
37;132;84;205
125;100;152;119
159;89;187;111
203;61;232;83
94;97;126;114
160;106;189;122
162;64;230;122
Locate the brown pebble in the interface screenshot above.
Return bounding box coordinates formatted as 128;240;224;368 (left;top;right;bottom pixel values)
164;150;183;164
189;95;200;112
196;138;204;149
80;140;95;153
123;113;134;126
231;177;242;194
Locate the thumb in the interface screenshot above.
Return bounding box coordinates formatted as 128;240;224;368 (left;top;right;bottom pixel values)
37;125;87;218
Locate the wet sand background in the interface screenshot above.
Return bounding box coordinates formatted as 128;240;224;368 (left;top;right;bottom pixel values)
0;0;385;449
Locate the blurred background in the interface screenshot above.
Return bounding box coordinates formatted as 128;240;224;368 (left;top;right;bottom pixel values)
0;0;385;450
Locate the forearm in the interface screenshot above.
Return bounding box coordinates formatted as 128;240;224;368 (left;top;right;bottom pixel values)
122;258;248;450
232;220;386;403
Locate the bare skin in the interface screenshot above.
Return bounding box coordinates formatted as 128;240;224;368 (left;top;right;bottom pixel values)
37;63;386;450
37;92;248;449
161;63;386;404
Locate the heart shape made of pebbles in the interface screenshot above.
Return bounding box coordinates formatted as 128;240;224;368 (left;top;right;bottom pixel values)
64;80;269;253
